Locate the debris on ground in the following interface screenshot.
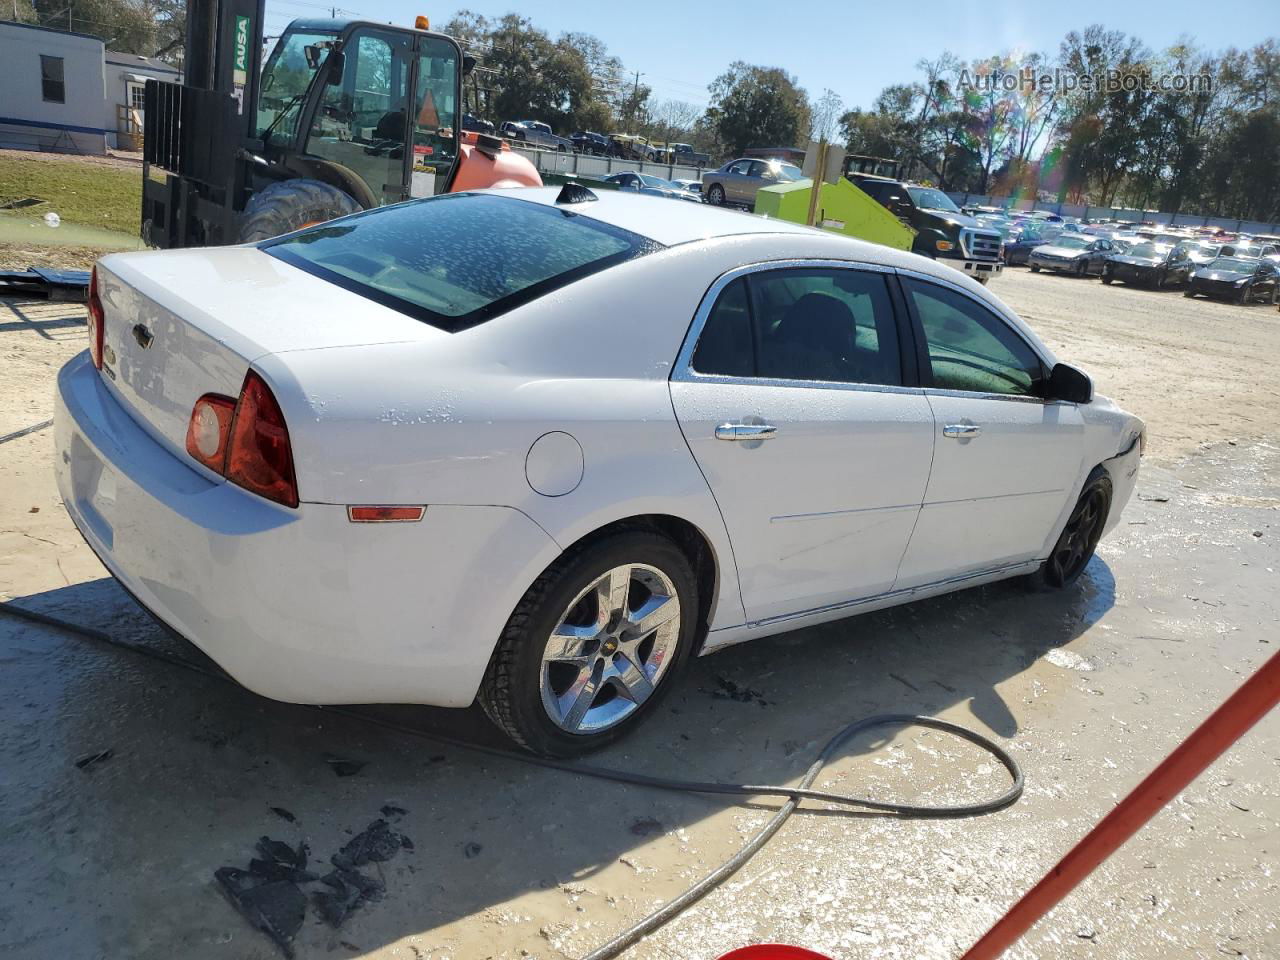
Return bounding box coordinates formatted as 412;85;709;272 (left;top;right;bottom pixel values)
463;840;483;858
74;748;112;770
333;818;408;869
324;754;367;777
0;265;90;301
379;804;407;818
215;866;307;959
704;675;770;707
216;818;413;954
270;806;297;823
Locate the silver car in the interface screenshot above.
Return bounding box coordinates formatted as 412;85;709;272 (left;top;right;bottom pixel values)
702;157;802;208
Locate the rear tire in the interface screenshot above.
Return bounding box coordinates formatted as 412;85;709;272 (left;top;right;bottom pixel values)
1027;470;1112;591
478;531;699;757
236;178;360;244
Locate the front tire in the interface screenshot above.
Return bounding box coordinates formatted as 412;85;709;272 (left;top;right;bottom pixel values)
1101;271;1113;285
236;178;360;243
1030;263;1040;273
1184;288;1197;298
478;531;699;757
1028;470;1113;590
706;184;725;206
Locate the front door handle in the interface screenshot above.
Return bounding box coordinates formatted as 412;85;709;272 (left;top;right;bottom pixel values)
715;422;778;442
943;423;981;439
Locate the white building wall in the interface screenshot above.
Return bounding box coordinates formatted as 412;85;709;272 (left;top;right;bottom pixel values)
0;22;107;154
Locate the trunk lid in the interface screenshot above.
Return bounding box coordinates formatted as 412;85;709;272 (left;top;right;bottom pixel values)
94;246;442;462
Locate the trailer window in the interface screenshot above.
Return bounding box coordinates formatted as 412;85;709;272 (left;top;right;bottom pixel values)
262;193;662;332
40;56;65;103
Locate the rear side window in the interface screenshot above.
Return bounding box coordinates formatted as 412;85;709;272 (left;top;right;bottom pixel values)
263;193;660;331
690;268;903;387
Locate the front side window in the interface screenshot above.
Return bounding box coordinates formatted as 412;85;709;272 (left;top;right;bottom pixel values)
263;193;660;331
257;28;338;142
690;268;902;387
904;278;1044;397
40;55;65;103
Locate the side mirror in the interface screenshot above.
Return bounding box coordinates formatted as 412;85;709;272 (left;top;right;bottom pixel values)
325;50;345;86
1047;362;1093;404
462;55;476;76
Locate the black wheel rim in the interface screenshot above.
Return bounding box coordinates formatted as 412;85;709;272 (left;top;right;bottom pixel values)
1048;487;1107;586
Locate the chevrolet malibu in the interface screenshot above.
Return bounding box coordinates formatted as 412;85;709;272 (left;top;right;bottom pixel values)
56;188;1145;756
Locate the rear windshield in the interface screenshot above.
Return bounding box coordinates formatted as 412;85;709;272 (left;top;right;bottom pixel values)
263;193;660;331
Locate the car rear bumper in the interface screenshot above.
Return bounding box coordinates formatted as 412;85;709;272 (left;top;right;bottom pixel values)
54;352;559;707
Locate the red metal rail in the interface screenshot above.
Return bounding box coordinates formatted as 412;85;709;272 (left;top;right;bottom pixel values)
959;648;1280;960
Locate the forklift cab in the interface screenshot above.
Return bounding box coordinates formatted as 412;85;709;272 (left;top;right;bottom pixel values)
257;19;462;206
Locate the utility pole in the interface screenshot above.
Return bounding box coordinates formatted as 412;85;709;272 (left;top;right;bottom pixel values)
629;70;643;123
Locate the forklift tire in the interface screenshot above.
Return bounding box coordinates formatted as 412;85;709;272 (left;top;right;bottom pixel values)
236;179;361;244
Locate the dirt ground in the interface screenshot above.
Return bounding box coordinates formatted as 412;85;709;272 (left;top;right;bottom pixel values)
1;267;1278;960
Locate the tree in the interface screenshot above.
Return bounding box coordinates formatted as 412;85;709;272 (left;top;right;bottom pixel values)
808;88;843;143
705;61;810;156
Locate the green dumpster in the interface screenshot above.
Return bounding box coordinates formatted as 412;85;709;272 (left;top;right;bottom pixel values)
754;177;916;251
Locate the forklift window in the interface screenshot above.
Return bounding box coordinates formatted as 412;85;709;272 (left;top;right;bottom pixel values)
410;37;460;197
257;28;337;143
306;29;413;205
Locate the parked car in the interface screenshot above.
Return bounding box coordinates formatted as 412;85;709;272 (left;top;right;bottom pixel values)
1028;235;1117;276
1180;241;1223;266
609;134;658;161
671;178;702;195
848;174;1005;285
604;172;702;202
1003;225;1050;266
701;157;802;209
571;131;610;155
664;143;711;167
462;114;495;135
1101;242;1194;288
56;188;1144;755
500;120;573;151
1183;256;1280;304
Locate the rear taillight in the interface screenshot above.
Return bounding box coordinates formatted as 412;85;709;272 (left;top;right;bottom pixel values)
184;371;298;508
185;394;236;472
87;266;104;369
225;371;299;508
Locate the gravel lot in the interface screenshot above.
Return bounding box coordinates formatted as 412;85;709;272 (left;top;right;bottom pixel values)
1;266;1277;960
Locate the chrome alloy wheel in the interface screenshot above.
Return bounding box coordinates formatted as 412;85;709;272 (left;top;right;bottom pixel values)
540;564;682;734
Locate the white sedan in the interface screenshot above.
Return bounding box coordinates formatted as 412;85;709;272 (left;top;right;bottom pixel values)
56;187;1144;756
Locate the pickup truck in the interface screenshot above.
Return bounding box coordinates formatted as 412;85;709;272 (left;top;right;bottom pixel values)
657;142;710;167
847;170;1004;284
500;120;573;152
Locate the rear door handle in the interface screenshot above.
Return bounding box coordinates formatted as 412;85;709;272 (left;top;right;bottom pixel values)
943;423;981;439
715;422;778;441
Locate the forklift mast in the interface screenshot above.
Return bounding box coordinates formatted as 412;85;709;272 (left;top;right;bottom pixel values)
141;0;267;247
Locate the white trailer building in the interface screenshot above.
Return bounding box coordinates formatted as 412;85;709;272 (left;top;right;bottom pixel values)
0;21;180;155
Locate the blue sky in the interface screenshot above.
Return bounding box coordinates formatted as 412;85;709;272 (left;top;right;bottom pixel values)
262;0;1275;111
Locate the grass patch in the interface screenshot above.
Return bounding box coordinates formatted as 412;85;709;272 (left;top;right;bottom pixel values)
0;153;140;235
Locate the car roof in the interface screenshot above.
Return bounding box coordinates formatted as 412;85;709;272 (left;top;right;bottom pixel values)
493;186;819;246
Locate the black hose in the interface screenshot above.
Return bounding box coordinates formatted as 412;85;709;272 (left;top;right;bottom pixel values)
0;601;1023;960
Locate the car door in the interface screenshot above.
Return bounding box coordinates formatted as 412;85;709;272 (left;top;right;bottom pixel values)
726;160;755;203
669;263;936;625
893;273;1085;588
1089;239;1112;274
